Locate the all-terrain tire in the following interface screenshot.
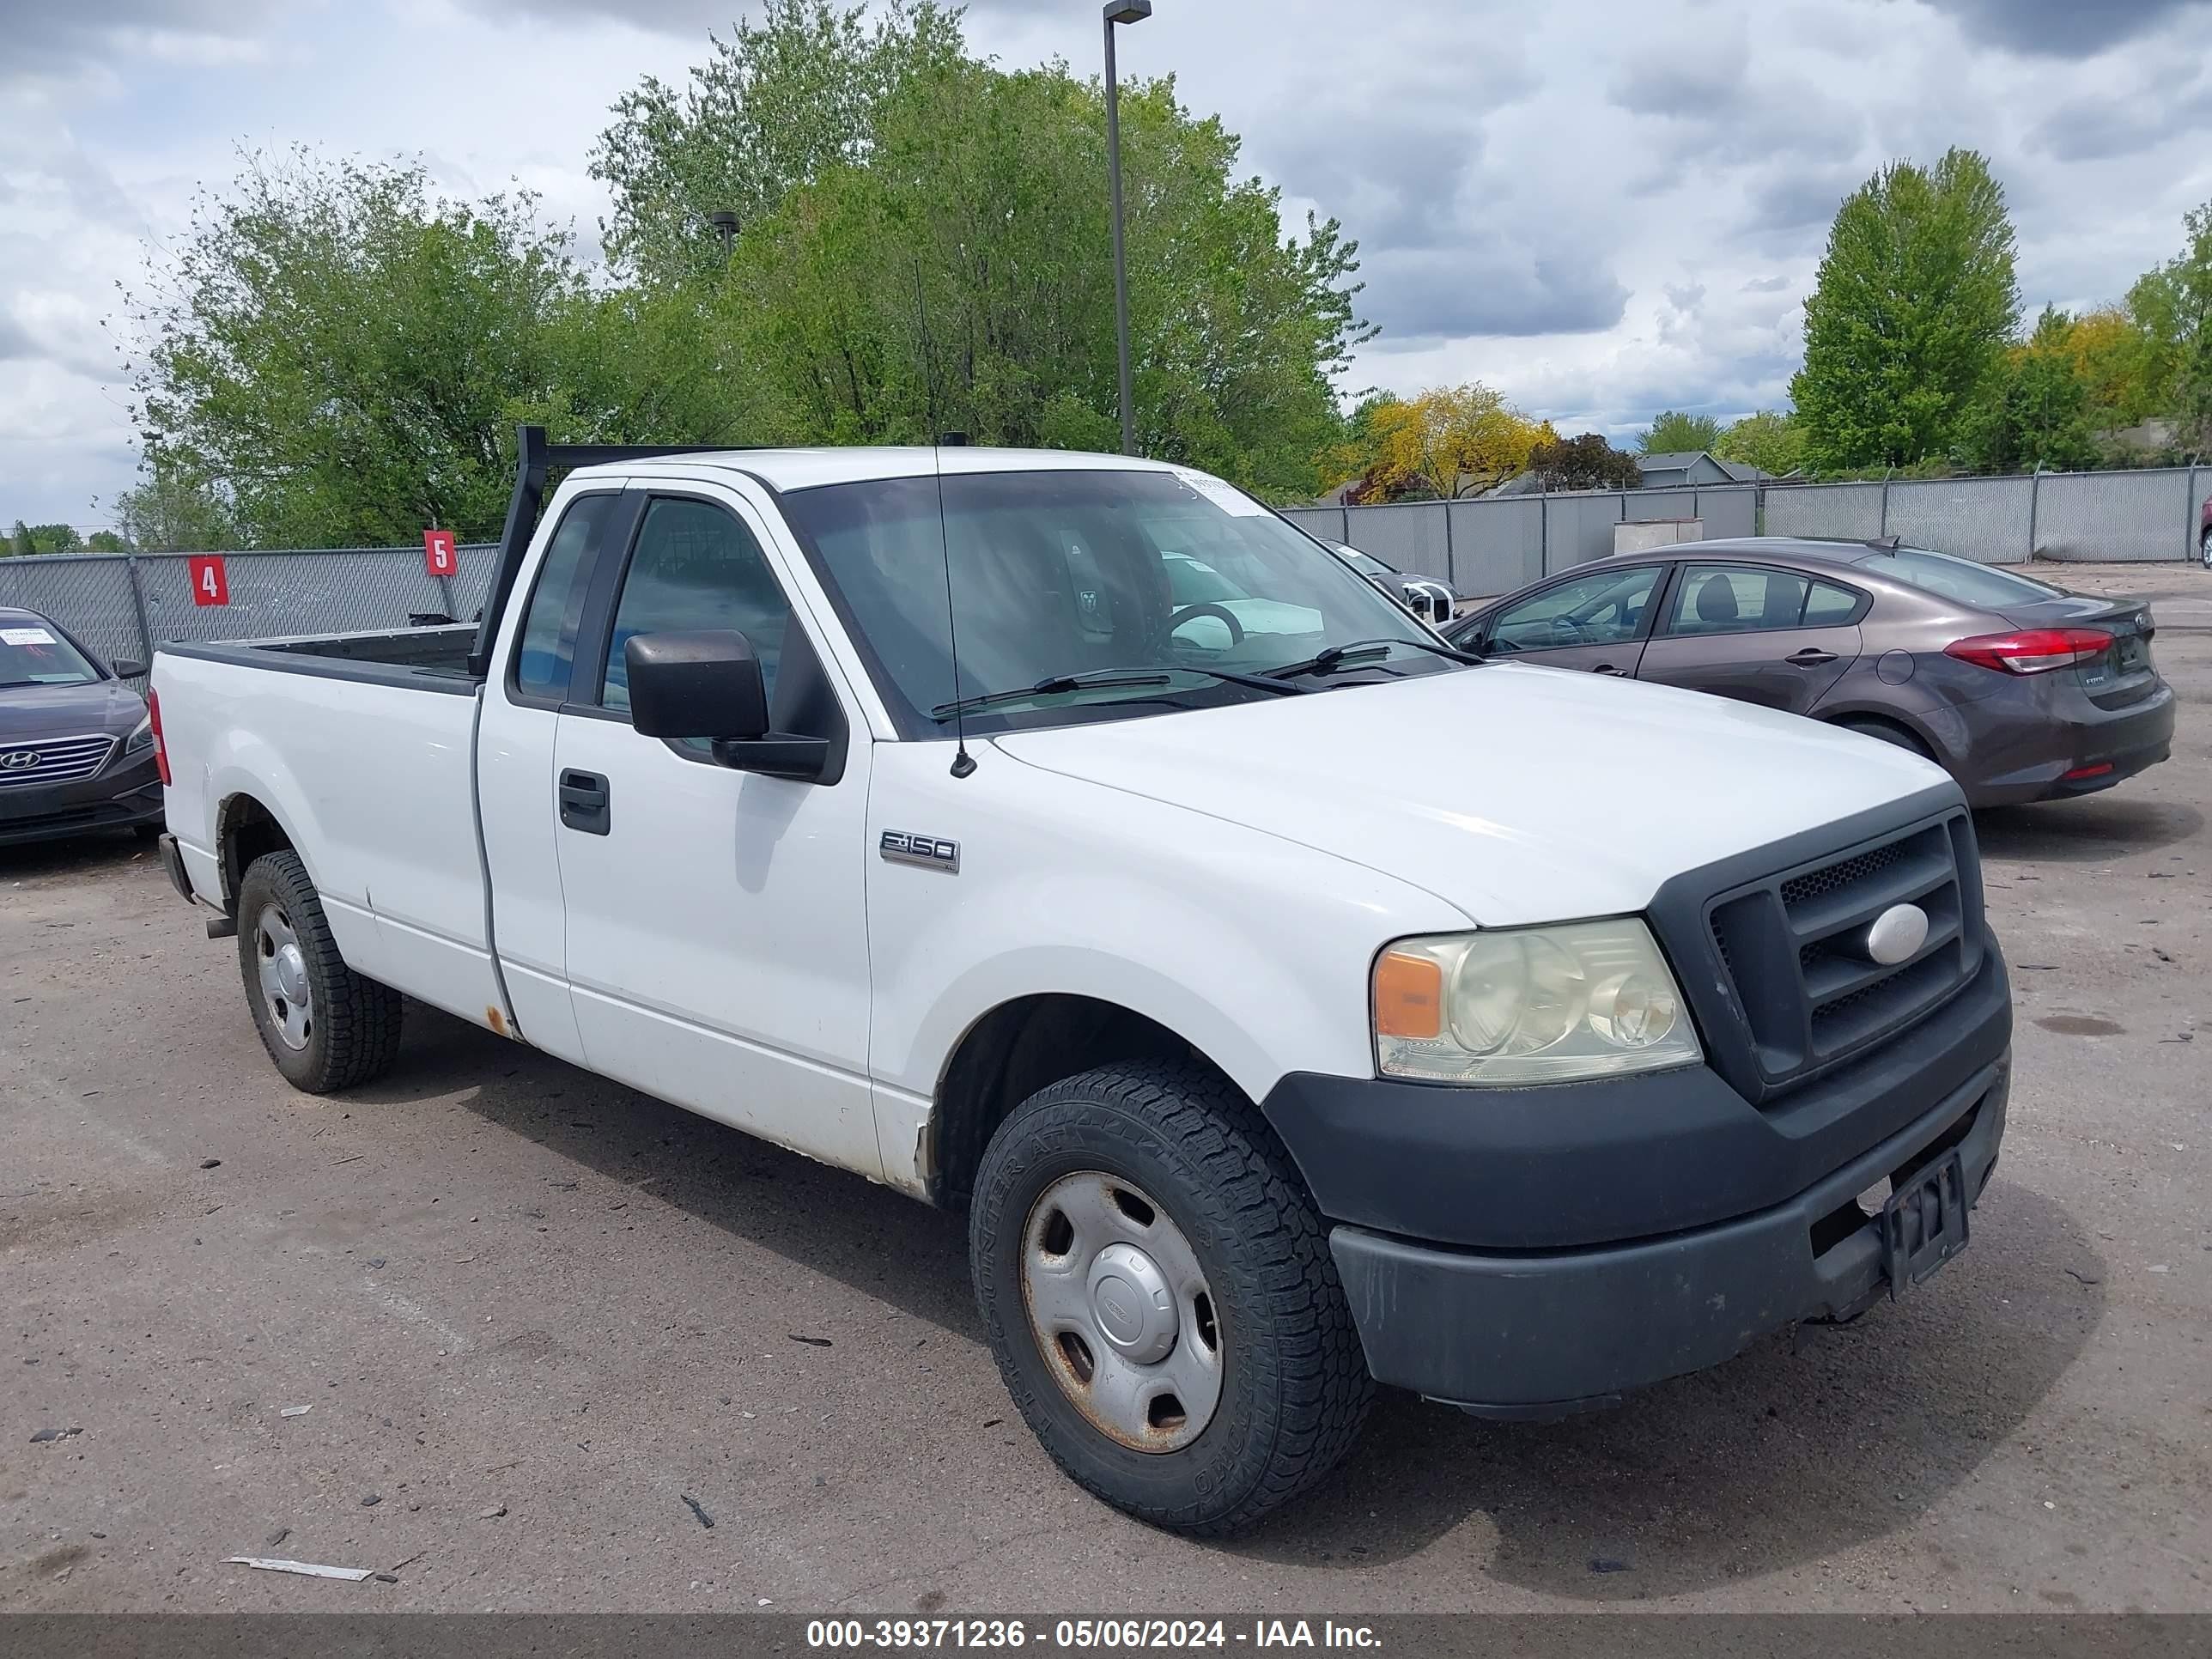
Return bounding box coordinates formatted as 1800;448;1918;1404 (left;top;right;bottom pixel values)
234;849;404;1093
969;1059;1372;1535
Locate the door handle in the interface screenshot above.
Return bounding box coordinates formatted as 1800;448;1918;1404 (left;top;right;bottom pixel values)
1593;664;1626;676
559;769;611;836
1786;647;1838;667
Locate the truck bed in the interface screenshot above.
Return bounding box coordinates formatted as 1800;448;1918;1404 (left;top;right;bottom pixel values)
155;630;502;1032
158;623;482;695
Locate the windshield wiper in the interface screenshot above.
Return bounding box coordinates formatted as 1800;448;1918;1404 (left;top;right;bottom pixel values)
1264;635;1486;682
931;665;1309;722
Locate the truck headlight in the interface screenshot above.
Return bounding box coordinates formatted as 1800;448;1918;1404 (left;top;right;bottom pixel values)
123;713;154;755
1372;920;1701;1085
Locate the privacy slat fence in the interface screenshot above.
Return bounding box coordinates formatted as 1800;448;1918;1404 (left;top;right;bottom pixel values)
1285;462;2211;596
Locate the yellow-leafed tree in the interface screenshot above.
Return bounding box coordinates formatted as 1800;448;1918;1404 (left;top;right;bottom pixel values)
1361;384;1547;501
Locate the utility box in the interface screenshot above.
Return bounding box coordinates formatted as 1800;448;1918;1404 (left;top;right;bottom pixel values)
1615;518;1703;555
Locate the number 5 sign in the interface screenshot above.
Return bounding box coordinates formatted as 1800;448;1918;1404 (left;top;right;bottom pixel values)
423;528;458;577
186;554;229;607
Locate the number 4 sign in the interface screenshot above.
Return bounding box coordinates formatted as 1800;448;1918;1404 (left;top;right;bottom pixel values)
187;555;229;607
423;528;458;577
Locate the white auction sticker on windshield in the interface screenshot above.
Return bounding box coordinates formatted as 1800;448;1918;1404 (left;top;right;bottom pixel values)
1172;468;1267;517
1;627;57;646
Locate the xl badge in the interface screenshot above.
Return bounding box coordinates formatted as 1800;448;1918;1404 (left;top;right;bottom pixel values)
880;830;960;874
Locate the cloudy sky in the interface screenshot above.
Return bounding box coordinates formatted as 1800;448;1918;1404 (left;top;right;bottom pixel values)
3;0;2210;531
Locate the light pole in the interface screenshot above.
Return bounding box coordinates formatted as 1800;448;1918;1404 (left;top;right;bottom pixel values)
1103;1;1151;456
708;210;738;264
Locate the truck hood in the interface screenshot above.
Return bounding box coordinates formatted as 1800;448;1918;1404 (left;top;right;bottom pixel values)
990;664;1953;927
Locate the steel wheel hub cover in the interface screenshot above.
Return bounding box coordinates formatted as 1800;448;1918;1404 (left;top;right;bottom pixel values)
1087;1243;1176;1364
1019;1170;1224;1453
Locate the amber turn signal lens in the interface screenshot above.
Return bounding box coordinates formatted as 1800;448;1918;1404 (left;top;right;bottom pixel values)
1373;950;1443;1040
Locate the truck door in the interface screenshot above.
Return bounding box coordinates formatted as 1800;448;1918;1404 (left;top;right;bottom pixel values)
548;487;881;1177
473;486;631;1066
1636;562;1864;714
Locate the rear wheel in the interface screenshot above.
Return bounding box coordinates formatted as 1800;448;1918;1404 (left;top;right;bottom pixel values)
969;1060;1372;1534
234;849;403;1093
2200;526;2210;569
1838;716;1936;763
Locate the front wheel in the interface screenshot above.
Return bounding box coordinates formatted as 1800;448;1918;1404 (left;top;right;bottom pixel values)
969;1060;1372;1534
2200;526;2211;570
234;849;404;1093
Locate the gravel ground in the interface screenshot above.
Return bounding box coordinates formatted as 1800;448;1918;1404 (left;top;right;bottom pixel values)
2;563;2206;1614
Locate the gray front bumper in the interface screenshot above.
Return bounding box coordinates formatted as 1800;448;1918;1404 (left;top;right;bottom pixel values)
0;750;164;845
1330;1057;2008;1416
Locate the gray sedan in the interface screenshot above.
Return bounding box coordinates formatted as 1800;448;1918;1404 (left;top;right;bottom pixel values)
1443;537;2175;807
0;605;164;847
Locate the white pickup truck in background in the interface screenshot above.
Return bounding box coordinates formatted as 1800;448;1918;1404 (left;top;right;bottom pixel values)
152;429;2013;1534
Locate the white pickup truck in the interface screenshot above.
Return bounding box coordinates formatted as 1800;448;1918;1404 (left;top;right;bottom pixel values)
152;430;2012;1534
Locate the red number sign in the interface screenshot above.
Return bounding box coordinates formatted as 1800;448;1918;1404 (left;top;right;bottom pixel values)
187;555;229;607
423;528;458;577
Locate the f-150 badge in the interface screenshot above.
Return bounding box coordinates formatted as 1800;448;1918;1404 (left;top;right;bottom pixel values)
880;830;960;873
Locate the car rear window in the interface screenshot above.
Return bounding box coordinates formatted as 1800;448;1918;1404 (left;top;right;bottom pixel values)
1862;547;2065;606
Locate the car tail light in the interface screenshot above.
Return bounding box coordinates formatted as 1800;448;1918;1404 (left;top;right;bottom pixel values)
148;688;172;787
1942;627;2112;675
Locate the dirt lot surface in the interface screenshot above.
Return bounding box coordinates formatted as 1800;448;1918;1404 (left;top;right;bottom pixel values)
3;564;2206;1613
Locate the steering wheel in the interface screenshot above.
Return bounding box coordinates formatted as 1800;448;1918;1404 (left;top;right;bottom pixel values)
1168;603;1245;647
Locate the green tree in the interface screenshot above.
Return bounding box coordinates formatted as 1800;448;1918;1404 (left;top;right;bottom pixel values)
1792;148;2021;471
591;0;965;286
1962;307;2097;473
2123;198;2212;444
110;453;238;552
4;522;83;554
128;149;589;546
1714;410;1805;476
1639;410;1722;453
86;531;129;553
700;44;1366;495
1525;432;1641;492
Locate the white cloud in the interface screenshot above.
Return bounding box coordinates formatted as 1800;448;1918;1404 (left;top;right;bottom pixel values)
3;0;2211;526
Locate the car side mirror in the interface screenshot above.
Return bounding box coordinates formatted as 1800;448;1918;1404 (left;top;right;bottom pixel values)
622;629;829;783
626;629;769;741
112;659;146;679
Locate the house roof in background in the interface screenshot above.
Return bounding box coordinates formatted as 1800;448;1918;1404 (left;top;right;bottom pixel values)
1636;451;1773;483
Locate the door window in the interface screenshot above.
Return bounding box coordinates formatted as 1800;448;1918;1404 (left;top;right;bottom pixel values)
1802;580;1864;625
1664;565;1826;637
511;493;617;702
1486;565;1662;653
600;497;795;721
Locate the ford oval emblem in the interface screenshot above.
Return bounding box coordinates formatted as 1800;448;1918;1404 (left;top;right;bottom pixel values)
1866;902;1929;966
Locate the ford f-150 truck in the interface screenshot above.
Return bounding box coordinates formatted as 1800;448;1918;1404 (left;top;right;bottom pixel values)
151;429;2012;1534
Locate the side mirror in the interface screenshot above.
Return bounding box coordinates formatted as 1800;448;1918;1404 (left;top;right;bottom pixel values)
625;629;769;741
623;629;828;783
112;659;146;679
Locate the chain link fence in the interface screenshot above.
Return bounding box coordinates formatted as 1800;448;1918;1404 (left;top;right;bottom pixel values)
0;545;494;688
3;460;2206;679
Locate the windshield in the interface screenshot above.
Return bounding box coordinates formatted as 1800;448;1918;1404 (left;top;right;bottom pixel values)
1854;546;2067;606
0;622;100;688
781;468;1446;734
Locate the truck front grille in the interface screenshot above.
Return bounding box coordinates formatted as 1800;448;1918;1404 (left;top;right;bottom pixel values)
0;733;117;787
1700;811;1984;1099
